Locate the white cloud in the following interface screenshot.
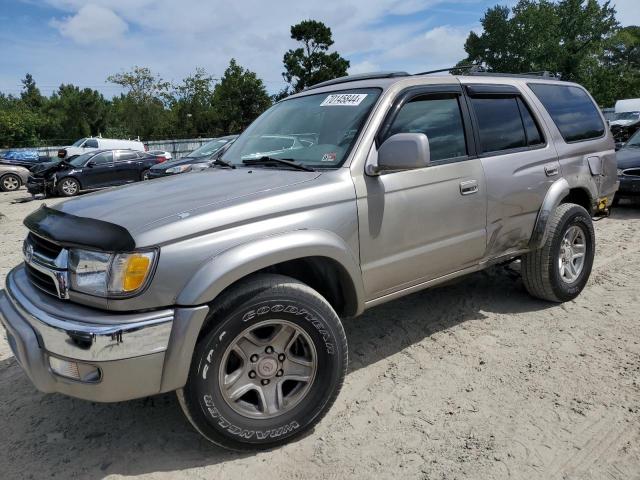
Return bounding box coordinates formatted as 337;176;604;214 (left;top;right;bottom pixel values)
349;60;382;75
51;4;128;45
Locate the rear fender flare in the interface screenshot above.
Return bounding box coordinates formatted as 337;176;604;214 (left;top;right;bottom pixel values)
529;178;570;250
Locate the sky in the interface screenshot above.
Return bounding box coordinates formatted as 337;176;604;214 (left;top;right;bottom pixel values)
0;0;638;97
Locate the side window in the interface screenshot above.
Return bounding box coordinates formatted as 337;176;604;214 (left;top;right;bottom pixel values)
517;98;544;146
89;151;113;165
387;96;467;161
528;83;605;142
116;151;138;162
84;139;98;148
470;97;526;153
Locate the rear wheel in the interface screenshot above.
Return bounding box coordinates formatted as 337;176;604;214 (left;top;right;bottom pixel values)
141;169;151;181
57;177;80;197
178;274;348;451
0;174;21;192
521;203;595;302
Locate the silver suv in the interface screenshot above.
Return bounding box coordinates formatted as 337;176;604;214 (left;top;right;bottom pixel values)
0;72;618;450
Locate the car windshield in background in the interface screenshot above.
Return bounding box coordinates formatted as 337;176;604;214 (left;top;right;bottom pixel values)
615;112;640;121
626;131;640;147
189;139;233;158
68;152;93;166
223;88;381;168
71;138;87;147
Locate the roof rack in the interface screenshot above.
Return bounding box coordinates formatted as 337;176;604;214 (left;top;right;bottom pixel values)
305;71;410;91
467;70;561;80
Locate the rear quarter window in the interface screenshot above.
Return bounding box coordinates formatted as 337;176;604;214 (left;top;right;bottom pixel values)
528;83;605;143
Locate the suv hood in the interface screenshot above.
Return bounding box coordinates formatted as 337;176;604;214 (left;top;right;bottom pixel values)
54;168;322;243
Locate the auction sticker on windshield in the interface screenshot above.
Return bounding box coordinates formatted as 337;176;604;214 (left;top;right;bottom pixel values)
321;93;368;106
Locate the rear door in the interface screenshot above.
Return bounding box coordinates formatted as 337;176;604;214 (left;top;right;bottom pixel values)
113;150;142;184
462;82;560;257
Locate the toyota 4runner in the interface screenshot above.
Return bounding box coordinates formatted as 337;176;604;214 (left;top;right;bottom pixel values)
0;72;619;450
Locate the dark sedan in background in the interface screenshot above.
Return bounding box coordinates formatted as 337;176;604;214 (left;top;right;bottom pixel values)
27;149;167;197
148;135;237;179
615;130;640;205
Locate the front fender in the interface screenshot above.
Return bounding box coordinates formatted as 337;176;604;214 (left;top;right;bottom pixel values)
529;178;570;250
175;229;365;314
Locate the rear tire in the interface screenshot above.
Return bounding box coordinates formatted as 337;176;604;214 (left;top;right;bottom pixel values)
178;274;348;451
141;169;150;181
521;203;595;302
0;174;21;192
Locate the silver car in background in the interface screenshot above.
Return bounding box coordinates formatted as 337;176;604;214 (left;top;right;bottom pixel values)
0;164;30;192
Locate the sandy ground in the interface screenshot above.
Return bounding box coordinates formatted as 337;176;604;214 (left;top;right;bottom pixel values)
0;188;639;480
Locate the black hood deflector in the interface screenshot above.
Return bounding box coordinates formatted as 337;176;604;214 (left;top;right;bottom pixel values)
24;205;136;252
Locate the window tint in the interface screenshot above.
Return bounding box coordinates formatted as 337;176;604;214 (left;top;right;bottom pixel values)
471;97;526;153
84;139;98;148
116;151;137;161
387;96;467;161
517;98;544;146
528;84;605;142
89;151;112;165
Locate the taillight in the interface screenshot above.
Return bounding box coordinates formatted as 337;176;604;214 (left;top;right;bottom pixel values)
58;149;66;158
155;156;167;163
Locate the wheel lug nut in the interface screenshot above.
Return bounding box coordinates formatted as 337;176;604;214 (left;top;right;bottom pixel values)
276;370;283;377
265;346;274;354
250;354;259;362
248;371;256;378
278;354;285;362
261;379;270;385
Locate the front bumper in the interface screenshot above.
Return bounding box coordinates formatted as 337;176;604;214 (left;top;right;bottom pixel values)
0;265;208;402
617;175;640;196
26;177;46;195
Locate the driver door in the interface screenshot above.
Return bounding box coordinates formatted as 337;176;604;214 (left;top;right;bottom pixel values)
81;151;114;188
358;86;488;299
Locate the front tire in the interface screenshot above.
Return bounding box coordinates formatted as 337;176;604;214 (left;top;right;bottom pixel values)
57;177;80;197
0;174;21;192
521;203;595;302
178;274;348;451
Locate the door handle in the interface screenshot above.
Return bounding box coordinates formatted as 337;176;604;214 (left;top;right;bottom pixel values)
460;180;478;195
544;164;559;177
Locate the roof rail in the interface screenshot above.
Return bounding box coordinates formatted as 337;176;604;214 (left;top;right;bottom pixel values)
305;71;410;91
414;65;479;75
467;70;562;80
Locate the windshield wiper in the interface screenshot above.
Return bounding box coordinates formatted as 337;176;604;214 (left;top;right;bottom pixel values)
242;156;315;172
211;157;236;169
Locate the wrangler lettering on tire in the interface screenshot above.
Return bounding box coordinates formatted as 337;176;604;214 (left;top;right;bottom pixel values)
178;274;348;451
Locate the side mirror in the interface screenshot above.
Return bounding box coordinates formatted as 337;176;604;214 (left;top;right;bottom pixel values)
86;161;95;168
367;133;430;175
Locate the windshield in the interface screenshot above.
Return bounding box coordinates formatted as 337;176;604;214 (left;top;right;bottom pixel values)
626;130;640;147
222;88;381;167
188;138;233;159
68;152;93;166
71;138;87;147
614;112;640;121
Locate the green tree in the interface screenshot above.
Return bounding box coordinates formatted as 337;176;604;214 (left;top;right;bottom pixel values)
170;68;216;137
282;20;350;93
212;59;272;134
45;85;110;142
456;0;633;103
106;66;172;139
20;73;46;110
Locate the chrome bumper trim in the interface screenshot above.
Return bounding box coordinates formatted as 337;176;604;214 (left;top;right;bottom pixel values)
3;267;174;362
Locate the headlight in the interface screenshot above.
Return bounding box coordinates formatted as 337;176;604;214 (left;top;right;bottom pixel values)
617;168;624;176
69;249;156;297
166;165;192;174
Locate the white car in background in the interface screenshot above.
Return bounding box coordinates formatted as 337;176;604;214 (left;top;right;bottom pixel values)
147;150;173;163
58;137;147;159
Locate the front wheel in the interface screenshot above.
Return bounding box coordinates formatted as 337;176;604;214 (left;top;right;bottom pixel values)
521;203;595;302
0;174;21;192
57;177;80;197
178;274;348;451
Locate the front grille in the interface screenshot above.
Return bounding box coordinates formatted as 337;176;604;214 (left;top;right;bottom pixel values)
28;232;63;258
25;263;59;297
623;168;640;178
